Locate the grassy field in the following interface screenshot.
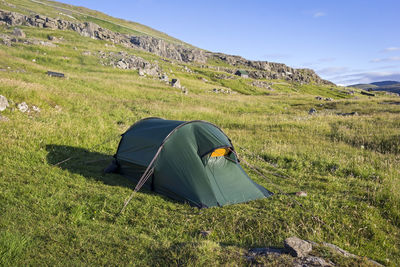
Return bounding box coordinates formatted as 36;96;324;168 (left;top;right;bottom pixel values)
1;4;400;266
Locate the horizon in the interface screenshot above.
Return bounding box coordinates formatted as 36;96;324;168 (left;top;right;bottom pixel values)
59;0;400;85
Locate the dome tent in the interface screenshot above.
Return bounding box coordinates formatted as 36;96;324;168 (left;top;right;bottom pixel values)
108;117;272;207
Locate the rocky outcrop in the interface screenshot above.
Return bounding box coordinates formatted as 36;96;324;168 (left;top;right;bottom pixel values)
130;36;207;63
0;9;206;63
210;53;333;85
246;237;383;266
98;51;162;76
0;9;332;85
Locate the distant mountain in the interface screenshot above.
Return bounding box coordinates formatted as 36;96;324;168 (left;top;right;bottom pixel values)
370;81;400;86
348;81;400;94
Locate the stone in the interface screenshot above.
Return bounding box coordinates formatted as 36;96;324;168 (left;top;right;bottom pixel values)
138;69;145;76
116;60;128;69
17;102;29;113
171;78;181;88
293;256;333;267
32;105;40;112
199;230;211;237
201;77;208;82
315;96;323;100
325;97;333;101
309;108;317;115
284;237;312;257
0;95;9;111
159;73;169;82
181;87;188;95
12;27;25;38
296;191;307;197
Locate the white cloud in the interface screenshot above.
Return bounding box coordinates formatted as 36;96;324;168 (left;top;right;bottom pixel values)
313;12;326;18
384;47;400;52
329;71;400;85
370;57;400;63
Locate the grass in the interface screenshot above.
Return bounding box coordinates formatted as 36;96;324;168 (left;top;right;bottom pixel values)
1;3;400;266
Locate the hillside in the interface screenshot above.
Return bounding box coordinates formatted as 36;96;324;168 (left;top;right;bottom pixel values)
348;81;400;95
1;0;400;266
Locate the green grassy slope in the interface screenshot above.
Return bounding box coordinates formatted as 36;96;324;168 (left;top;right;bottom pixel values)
0;9;400;267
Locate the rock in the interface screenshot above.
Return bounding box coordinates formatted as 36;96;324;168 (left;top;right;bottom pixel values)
47;71;64;78
199;230;211;237
296;191;307;197
116;60;128;69
138;69;145;76
171;78;181;88
181;87;188;95
12;27;25;38
251;80;274;90
284;237;312;257
293;256;333;267
248;247;286;256
201;77;208;82
325;97;333;101
82;51;91;56
159;73;169;82
315;96;323;100
54;105;62;112
309;108;317;115
32;105;40;112
0;95;9;111
17;102;29;113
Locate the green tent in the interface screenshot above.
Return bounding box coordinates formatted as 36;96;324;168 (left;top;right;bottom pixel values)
109;117;272;207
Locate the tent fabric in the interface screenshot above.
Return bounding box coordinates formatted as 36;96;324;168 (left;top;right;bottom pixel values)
113;117;272;207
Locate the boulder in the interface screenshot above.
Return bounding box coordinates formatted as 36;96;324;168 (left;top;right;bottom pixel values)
295;191;307;197
284;237;312;257
116;60;128;69
0;95;9;111
293;256;333;266
199;230;211;237
309;108;317;115
17;102;29;113
32;105;40;113
171;78;181;88
12;27;25;38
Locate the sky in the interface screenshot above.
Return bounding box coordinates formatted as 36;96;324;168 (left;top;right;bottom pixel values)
60;0;400;85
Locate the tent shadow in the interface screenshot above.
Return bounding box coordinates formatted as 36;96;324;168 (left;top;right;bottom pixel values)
46;144;135;188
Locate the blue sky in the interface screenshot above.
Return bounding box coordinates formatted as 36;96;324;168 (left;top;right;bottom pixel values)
61;0;400;85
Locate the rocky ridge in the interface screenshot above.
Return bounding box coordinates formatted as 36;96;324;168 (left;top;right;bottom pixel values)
0;9;332;85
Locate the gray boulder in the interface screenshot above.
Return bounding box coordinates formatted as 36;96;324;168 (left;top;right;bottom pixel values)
309;108;317;115
0;95;9;111
12;28;25;38
284;237;312;257
17;102;29;113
